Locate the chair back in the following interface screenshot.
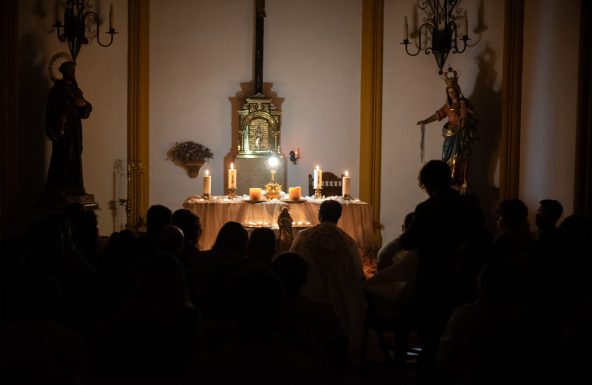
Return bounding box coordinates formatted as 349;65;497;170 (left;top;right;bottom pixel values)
308;171;343;197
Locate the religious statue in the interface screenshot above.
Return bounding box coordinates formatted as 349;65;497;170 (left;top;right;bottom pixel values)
42;59;94;207
277;206;294;253
417;67;478;191
254;125;263;149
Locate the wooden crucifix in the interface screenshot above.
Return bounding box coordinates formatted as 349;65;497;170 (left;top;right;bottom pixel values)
254;0;266;95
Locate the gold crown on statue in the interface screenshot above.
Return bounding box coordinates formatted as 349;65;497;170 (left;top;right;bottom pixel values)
442;67;459;88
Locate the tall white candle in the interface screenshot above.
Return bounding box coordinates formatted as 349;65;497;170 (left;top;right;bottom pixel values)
342;170;351;196
228;162;237;189
203;170;211;196
109;3;114;30
313;165;322;189
404;16;409;41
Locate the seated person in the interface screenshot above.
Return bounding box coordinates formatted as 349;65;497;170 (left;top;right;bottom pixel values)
366;212;418;304
375;212;415;271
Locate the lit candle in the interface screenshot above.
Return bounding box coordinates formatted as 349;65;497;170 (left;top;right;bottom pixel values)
313;165;322;189
109;2;114;30
404;16;409;41
228;162;237;190
203;170;211;196
342;170;351;196
463;10;468;37
249;188;262;201
288;186;302;201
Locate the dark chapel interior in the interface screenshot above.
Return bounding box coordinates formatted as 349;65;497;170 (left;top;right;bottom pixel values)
1;0;591;384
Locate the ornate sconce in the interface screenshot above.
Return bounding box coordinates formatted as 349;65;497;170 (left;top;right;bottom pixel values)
402;0;469;74
53;0;118;60
289;148;300;165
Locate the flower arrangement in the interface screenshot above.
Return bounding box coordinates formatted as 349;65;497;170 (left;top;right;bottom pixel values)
167;141;214;163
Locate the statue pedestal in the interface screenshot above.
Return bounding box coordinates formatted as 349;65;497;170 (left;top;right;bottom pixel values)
235;155;286;196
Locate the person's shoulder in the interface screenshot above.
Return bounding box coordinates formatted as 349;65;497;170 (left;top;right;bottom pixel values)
336;226;356;242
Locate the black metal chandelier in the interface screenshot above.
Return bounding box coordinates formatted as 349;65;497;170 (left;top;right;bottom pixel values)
401;0;469;74
53;0;117;61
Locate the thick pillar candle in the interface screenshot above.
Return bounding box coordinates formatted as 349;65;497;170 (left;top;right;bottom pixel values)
203;170;211;196
228;163;237;189
249;188;262;201
288;186;301;201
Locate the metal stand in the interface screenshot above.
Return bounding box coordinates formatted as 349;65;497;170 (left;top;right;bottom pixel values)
202;193;211;200
227;189;237;199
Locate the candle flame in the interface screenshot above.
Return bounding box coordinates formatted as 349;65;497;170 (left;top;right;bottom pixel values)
205;170;209;176
345;170;349;177
230;162;234;169
315;165;320;170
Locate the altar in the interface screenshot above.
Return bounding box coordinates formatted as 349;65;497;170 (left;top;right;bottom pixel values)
182;195;379;253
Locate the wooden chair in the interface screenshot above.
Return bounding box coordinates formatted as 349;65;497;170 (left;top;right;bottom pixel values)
308;171;342;197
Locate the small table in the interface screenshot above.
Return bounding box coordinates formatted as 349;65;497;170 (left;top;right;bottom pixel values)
182;195;379;252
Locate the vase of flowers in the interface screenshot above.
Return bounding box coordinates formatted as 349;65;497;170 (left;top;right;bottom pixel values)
167;141;214;178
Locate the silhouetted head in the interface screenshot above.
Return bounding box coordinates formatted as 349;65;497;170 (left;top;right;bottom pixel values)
172;209;202;247
559;214;592;245
58;61;76;80
247;227;276;265
212;221;248;256
272;252;309;296
496;199;528;232
318;199;342;224
535;199;563;230
146;204;173;235
418;160;452;195
156;225;185;257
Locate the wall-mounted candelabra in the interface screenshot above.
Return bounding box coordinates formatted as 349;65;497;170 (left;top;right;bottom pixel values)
53;0;117;60
402;0;470;74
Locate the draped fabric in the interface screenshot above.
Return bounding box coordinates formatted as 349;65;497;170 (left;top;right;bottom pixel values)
183;197;378;252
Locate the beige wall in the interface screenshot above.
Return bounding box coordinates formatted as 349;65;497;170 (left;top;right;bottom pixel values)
521;0;580;224
150;0;362;211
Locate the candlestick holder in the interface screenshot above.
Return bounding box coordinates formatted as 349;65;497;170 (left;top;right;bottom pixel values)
227;188;237;199
202;193;211;200
314;188;323;199
342;193;352;201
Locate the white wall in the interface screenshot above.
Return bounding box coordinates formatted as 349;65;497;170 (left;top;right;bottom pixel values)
18;0;128;236
149;0;362;211
520;0;580;224
381;0;505;241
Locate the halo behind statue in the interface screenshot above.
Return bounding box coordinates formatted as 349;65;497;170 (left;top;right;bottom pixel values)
48;52;73;82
